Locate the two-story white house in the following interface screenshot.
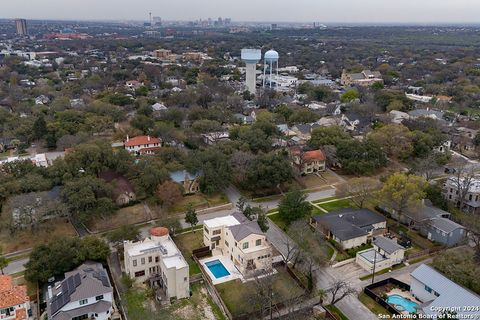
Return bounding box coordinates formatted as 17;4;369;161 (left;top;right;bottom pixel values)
124;135;161;155
203;213;272;276
0;275;32;320
46;262;114;320
124;227;189;300
356;236;405;272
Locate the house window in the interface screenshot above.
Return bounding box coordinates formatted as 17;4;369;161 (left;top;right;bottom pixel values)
425;285;432;293
155;256;159;263
79;299;88;305
225;240;229;247
133;259;137;267
213;230;221;235
204;226;209;234
72;314;88;320
148;256;152;263
434;291;440;297
134;270;145;277
242;242;249;249
469;194;473;201
141;258;145;265
95;295;104;301
184;277;188;282
235;242;237;247
256;239;262;246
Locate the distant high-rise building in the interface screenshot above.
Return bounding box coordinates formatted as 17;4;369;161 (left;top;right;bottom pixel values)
15;19;28;36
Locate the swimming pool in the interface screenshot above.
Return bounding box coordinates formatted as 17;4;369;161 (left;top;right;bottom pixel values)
205;259;230;279
387;295;419;313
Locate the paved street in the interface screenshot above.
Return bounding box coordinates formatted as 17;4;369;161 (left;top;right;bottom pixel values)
4;257;28;275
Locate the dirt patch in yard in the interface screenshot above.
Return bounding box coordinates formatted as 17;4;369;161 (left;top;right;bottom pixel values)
89;204;148;232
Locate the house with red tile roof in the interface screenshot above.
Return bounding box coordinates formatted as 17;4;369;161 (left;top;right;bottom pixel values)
124;135;161;155
0;275;32;320
289;147;326;175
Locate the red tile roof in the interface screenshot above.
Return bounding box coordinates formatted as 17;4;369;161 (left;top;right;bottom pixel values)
124;136;161;147
0;275;29;310
303;150;326;162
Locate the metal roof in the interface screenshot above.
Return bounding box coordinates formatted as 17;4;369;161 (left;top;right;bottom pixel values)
411;264;480;318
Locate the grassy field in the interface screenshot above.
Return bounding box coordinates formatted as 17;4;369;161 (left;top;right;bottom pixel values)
358;292;392;317
169;193;229;213
296;171;342;189
215;268;304;317
90;204;147;232
173;231;204;275
318;199;354;212
0;219;77;253
124;283;226;320
325;305;349;320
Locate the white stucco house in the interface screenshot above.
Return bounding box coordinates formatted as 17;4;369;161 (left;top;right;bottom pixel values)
203;213;272;276
124;227;189;300
356;236;405;272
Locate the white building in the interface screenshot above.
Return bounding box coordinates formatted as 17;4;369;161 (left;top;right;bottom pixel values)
444;176;480;214
124;135;161;155
410;264;480;319
203;213;272;276
124;227;189;300
46;262;114;320
356;236;405;272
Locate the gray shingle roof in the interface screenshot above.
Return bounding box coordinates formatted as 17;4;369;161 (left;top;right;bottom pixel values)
411;264;480;318
373;236;404;254
53;300;111;320
313;208;386;241
228;218;263;241
48;262;113;320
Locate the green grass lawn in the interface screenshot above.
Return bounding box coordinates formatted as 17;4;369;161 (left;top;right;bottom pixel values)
358;292;392;316
169;192;229;213
215;268;304;317
173;231;204;275
123;287;156;320
269;213;288;231
325;305;349;320
318;199;353;212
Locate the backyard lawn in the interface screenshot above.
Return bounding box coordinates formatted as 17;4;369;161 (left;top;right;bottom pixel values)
89;204;147;232
318;199;354;212
173;231;204;275
0;219;77;253
215;268;305;317
358;292;391;316
169;193;229;213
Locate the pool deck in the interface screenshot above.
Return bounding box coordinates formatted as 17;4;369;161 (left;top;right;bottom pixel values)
200;255;243;285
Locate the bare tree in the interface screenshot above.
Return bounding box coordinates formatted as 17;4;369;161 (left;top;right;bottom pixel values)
249;267;280;320
335;177;381;208
412;154;442;181
327;280;356;306
450;159;476;210
281;237;300;269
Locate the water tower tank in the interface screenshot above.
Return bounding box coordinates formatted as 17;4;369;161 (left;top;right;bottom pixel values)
264;49;279;63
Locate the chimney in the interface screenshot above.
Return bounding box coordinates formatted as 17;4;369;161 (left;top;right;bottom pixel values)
126;135;129;142
147;135;151;142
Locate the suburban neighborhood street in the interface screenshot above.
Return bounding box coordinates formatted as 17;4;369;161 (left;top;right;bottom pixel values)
4;257;28;275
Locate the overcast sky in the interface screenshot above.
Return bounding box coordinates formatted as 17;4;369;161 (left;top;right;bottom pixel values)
2;0;479;24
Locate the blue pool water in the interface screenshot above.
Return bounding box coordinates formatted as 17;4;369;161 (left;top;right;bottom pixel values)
205;259;230;279
387;295;419;313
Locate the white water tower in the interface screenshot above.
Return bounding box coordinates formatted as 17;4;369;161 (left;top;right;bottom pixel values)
263;49;279;89
241;49;262;94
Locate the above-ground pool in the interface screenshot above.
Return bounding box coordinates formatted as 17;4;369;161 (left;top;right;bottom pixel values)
205;259;230;279
387;295;419;313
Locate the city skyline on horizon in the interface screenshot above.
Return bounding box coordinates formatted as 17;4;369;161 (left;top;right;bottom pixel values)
2;0;480;24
